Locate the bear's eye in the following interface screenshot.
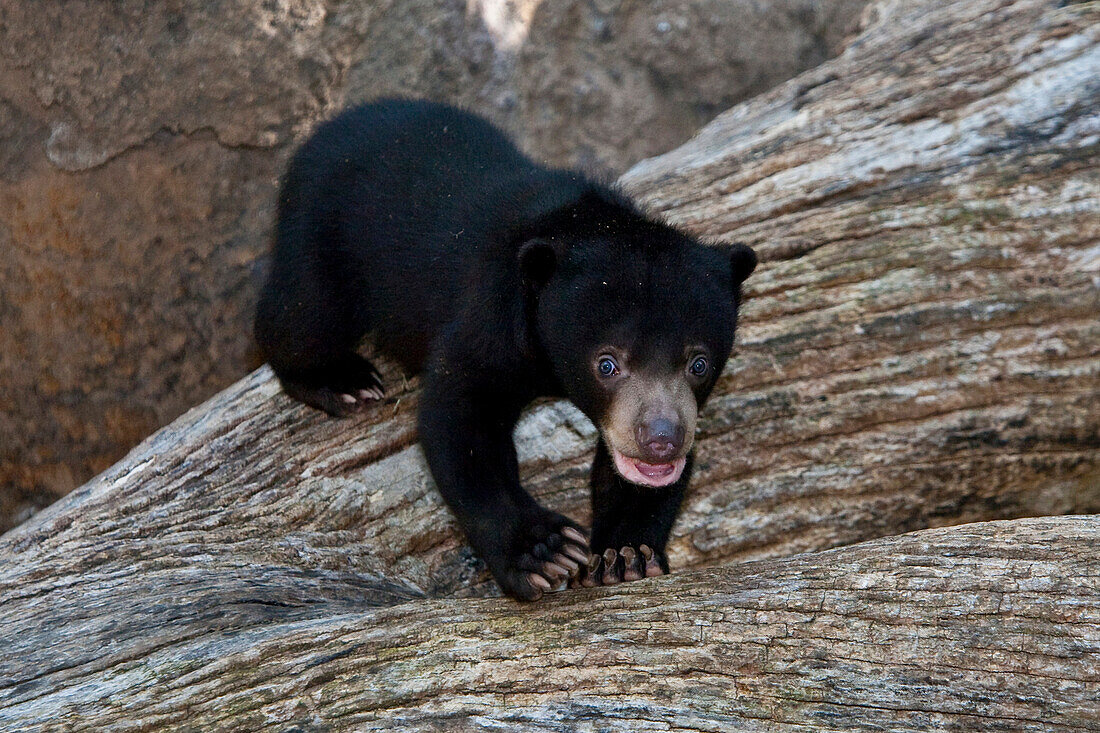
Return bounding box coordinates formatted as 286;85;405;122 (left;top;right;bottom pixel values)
689;356;709;377
597;356;620;378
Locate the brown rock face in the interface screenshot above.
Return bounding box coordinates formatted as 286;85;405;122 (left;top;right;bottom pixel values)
343;0;868;175
0;0;867;532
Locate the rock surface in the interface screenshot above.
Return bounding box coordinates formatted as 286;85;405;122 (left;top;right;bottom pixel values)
0;0;867;532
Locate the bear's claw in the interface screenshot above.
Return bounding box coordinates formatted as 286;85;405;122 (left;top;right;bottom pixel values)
543;560;572;579
562;527;588;545
620;546;642;581
528;573;552;592
640;543;664;578
601;548;622;585
561;544;588;565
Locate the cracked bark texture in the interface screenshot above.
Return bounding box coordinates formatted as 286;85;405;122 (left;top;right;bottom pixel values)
0;0;868;532
3;518;1098;730
1;0;1099;728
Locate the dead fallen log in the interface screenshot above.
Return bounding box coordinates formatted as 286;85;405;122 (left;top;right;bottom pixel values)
1;0;1098;728
2;518;1098;730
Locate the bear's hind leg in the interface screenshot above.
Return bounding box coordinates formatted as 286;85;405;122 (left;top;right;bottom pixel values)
256;266;384;417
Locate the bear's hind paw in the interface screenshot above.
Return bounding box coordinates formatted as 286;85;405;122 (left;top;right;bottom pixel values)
282;381;383;417
277;353;387;417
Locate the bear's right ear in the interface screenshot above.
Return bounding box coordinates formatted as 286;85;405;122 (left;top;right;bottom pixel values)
729;242;757;285
518;238;557;288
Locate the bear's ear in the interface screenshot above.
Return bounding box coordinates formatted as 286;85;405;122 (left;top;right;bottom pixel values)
518;238;557;288
729;242;757;285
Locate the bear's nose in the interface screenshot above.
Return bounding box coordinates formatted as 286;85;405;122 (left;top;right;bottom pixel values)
635;417;684;463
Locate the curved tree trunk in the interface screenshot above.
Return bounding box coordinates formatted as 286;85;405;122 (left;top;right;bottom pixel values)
1;0;1098;729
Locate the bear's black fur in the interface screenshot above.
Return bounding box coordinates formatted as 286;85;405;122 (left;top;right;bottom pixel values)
256;99;756;600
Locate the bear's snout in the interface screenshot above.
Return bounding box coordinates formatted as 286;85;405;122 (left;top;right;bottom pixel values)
635;417;685;463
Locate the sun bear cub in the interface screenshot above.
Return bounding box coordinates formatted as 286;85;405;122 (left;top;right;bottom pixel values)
255;99;756;600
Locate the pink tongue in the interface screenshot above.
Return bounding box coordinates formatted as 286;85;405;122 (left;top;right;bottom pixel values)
635;461;674;478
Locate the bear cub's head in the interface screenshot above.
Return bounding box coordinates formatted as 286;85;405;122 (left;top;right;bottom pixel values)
518;193;756;488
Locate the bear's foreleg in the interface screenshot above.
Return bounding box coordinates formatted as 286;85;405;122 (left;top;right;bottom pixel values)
576;440;690;586
418;368;589;601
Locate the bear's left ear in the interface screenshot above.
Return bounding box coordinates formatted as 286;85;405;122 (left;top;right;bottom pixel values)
518;238;557;288
729;242;757;285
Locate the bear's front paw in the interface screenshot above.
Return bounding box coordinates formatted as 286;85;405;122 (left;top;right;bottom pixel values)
571;543;666;588
496;515;590;601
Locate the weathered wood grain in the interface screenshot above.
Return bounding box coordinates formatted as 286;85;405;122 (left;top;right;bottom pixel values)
1;0;1098;728
3;518;1099;730
621;0;1100;568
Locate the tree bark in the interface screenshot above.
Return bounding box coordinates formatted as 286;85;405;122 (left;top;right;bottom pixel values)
1;0;1098;729
2;518;1098;731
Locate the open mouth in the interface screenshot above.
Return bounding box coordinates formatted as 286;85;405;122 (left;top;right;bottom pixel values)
610;446;687;488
